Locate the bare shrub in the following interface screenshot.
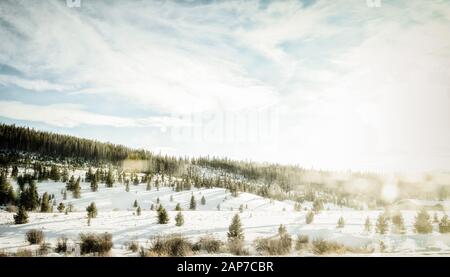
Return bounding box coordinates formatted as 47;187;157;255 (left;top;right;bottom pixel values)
254;235;292;255
312;239;346;255
127;241;139;252
193;235;223;253
227;239;249;256
55;236;69;254
15;248;33;257
148;234;193;257
79;232;113;256
295;235;309;251
38;242;51;256
26;229;44;245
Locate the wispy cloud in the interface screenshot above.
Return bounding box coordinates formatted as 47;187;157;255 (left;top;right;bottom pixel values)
0;74;72;92
0;101;189;128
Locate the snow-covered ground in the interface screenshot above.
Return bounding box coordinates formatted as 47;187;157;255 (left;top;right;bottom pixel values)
1;179;450;256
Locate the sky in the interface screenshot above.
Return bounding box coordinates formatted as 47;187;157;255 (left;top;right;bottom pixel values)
0;0;449;172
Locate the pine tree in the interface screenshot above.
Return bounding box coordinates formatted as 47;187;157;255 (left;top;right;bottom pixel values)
0;171;15;205
305;210;314;224
364;217;372;233
150;204;154;211
105;168;115;187
66;175;75;191
57;202;65;213
156;197;160;204
313;199;323;213
157;206;169;224
239;204;244;213
14;206;28;224
85;167;93;183
62;168;69;182
11;166;19;179
392;211;406;234
136;206;141;216
175;203;182;211
72;177;81;198
414;208;432;234
40;192;50;213
86;202;97;218
227;214;244;242
337;216;345;228
20;180;39;211
376;213;389;234
50;165;60;182
125;181;130;192
90;176;98;192
201;195;206;205
190;195;196;210
133;200;138;208
175;211;184;227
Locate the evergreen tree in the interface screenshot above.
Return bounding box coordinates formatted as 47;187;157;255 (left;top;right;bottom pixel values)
414;208;432;234
20;180;39;211
305;210;314;224
86;202;97;218
61;168;69;183
57;202;65;213
50;165;60;182
227;214;244;242
337;216;345;228
201;195;206;205
150;204;154;211
392;211;406;234
313;199;323;213
90;176;98;192
85;167;93;183
376;213;389;234
133;200;138;208
157;206;169;224
0;171;15;205
136;206;141;216
40;192;51;213
125;181;130;192
175;203;182;211
105;168;115;187
175;211;184;227
156;197;160;204
72;177;81;199
11;166;19;179
14;205;28;224
364;217;372;233
190;195;196;210
66;175;75;191
239;204;244;213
